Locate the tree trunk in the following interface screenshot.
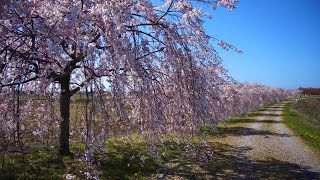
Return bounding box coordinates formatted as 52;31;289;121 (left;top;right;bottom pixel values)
59;76;71;156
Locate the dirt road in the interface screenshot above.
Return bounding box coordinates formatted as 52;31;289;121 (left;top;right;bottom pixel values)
160;103;320;179
218;102;320;179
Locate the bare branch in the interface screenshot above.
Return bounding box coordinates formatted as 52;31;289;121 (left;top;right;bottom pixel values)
127;29;166;46
136;47;165;61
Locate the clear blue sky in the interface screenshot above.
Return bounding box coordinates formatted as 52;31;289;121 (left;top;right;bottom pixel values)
203;0;320;89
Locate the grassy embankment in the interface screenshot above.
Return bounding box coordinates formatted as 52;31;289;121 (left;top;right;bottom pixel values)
282;96;320;151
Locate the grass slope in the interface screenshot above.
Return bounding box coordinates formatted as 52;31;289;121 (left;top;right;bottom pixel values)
283;97;320;151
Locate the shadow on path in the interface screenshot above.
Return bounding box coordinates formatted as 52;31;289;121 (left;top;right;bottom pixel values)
160;142;320;179
216;127;291;137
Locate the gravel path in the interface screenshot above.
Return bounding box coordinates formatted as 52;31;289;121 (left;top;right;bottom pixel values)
157;103;320;179
221;102;320;179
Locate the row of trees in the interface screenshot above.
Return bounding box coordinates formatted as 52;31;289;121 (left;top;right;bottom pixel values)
0;81;295;155
0;0;296;164
298;87;320;95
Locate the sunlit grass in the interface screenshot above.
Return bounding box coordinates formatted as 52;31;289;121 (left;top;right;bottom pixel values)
283;102;320;151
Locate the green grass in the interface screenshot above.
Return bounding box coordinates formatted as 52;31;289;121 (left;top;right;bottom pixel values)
0;148;68;180
0;143;155;179
283;101;320;151
0;137;218;179
227;116;255;124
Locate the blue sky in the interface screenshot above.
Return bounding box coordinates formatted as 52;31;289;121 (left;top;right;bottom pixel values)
202;0;320;89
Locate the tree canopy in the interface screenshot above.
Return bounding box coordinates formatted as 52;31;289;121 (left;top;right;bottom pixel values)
0;0;295;158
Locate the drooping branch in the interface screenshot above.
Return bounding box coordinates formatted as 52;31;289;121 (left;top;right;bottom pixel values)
0;75;39;88
136;47;165;61
127;29;166;46
70;76;93;96
155;0;174;24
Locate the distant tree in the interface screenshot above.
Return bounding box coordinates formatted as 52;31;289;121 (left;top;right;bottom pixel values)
0;0;241;155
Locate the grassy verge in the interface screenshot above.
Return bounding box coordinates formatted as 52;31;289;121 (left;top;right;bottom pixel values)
283;102;320;151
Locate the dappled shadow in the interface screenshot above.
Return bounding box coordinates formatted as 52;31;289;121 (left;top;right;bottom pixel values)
250;158;320;179
156;143;251;179
98;140;159;179
158;142;320;179
158;143;252;179
217;127;291;137
89;139;309;179
3;138;313;179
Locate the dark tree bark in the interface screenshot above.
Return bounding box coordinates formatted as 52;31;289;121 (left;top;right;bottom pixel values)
85;87;91;142
59;75;71;156
56;46;84;156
